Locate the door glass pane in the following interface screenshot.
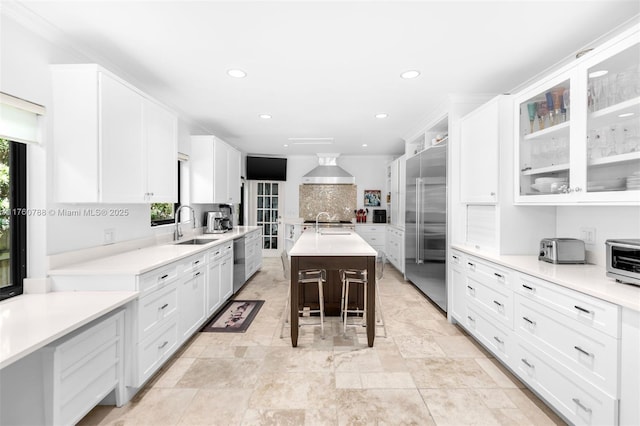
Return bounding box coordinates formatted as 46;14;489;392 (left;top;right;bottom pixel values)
264;197;271;208
257;197;263;208
0;139;10;288
257;183;264;195
264;184;271;195
518;78;571;197
257;210;263;222
271;237;278;249
263;238;270;249
272;184;279;195
272;198;278;208
586;44;640;193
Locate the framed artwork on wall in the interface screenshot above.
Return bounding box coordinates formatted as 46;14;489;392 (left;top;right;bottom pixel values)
364;190;381;207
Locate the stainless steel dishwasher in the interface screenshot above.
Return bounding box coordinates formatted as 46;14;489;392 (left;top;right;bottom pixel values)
233;236;246;294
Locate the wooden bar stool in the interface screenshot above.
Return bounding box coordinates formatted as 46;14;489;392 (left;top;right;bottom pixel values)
279;250;326;339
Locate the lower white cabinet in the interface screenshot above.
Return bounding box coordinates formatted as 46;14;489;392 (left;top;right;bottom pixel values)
245;229;262;281
178;255;207;343
449;249;623;425
206;241;234;317
385;226;404;272
356;224;386;253
42;310;125;426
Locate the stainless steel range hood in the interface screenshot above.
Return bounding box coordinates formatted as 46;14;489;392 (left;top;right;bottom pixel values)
302;153;355;184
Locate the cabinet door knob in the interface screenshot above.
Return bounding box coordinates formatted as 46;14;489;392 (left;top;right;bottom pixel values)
490;192;495;196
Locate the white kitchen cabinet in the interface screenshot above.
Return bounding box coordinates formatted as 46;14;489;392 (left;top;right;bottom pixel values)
177;253;207;343
41;310;125;426
449;249;624;426
459;97;500;203
220;243;234;302
245;229;263;281
384;225;404;273
514;23;639;205
206;247;223;317
191;135;241;204
388;155;406;227
51;64;177;204
355;224;386;254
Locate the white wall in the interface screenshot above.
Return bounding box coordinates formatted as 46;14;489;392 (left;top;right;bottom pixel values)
556;206;640;266
282;155;393;220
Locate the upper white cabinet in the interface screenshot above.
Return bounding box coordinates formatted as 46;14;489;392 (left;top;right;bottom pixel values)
51;64;177;204
459;98;500;203
514;24;639;205
191;135;241;204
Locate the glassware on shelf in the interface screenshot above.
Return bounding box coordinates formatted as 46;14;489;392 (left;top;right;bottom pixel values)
545;92;555;125
537;101;548;130
552;88;564;124
527;102;537;134
589;75;605;112
562;89;570;122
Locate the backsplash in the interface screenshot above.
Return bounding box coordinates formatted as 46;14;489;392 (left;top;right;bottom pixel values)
299;184;357;221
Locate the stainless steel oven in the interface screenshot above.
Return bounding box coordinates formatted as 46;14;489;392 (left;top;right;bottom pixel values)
606;239;640;286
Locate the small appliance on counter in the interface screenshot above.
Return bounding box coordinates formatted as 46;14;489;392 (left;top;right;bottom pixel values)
538;238;586;264
606;239;640;286
204;204;233;234
373;209;387;223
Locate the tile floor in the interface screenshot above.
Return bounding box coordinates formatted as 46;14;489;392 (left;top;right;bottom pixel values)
79;258;566;425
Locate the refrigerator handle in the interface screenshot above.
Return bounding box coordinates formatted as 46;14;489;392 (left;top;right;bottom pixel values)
415;177;423;264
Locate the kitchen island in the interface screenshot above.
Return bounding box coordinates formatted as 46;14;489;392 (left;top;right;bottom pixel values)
288;229;377;347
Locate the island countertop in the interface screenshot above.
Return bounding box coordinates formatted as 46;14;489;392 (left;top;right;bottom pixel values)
289;229;377;257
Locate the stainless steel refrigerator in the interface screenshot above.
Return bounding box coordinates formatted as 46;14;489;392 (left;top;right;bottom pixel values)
404;142;447;311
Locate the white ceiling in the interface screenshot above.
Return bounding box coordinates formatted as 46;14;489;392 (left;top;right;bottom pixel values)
10;0;640;156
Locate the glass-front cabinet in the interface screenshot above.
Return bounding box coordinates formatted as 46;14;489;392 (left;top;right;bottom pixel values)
515;24;639;204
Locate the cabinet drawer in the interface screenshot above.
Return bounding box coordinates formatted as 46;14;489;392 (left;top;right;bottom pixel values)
139;263;178;295
514;294;619;397
138;283;178;340
57;312;120;372
450;250;466;268
137;319;178;385
466;305;512;363
357;225;385;233
516;273;620;338
465;274;514;329
465;256;511;290
178;252;206;273
60;340;119;404
512;338;618;426
208;245;225;262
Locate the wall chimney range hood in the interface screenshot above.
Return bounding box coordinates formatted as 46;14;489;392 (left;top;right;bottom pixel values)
302;153;355;184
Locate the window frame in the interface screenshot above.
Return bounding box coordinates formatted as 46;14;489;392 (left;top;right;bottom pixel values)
0;141;27;301
150;160;181;227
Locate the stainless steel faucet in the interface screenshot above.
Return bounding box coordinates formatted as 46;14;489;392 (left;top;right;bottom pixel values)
315;211;331;233
174;205;196;240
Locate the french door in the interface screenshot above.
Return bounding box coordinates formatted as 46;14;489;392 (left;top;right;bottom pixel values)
249;181;283;257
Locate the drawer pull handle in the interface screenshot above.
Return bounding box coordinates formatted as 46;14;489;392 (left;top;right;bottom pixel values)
194;272;201;277
493;336;504;344
467;315;475;322
467;262;475;267
522;284;535;291
521;358;534;368
158;341;168;349
160;303;169;310
493;300;503;308
452;255;458;260
494;272;503;279
194;260;200;265
467;285;475;292
523;316;536;326
574;305;592;315
574;346;593;357
572;398;592;414
159;274;169;280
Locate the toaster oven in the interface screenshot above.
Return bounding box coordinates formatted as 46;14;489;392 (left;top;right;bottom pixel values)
606;239;640;286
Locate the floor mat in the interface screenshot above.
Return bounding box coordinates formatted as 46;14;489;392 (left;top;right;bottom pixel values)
201;300;264;333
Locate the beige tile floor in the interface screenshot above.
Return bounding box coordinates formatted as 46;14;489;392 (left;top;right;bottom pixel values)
79;258;566;425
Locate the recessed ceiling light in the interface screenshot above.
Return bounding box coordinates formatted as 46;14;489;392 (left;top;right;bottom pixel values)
362;144;368;147
589;70;608;78
401;70;420;79
227;69;247;78
283;144;289;147
375;113;388;119
618;112;634;118
259;114;272;119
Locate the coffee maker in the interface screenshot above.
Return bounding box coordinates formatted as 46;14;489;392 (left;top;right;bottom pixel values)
204;204;233;233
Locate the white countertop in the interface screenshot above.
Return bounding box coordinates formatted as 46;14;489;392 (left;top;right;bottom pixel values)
451;244;640;311
0;291;138;369
48;226;261;276
290;229;377;256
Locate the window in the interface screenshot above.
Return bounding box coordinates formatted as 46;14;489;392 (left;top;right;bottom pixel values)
0;138;27;301
150;160;181;226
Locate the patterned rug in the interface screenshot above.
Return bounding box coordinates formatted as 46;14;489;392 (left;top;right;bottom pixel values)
201;300;264;333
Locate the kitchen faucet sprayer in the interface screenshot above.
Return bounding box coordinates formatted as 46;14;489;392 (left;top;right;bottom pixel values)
174;205;196;240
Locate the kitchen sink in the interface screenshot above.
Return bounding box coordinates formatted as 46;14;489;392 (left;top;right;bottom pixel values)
175;238;217;245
